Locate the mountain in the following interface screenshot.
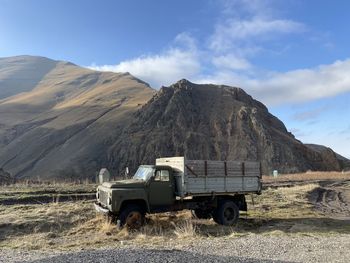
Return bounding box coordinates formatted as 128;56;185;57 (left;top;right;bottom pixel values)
0;56;347;180
0;55;155;180
0;56;58;99
306;144;350;171
108;79;345;175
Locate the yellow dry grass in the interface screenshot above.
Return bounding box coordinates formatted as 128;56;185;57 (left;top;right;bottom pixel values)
173;220;198;238
0;181;97;195
262;171;350;183
1;175;349;251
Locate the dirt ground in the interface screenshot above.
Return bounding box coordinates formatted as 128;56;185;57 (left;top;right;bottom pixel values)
308;180;350;219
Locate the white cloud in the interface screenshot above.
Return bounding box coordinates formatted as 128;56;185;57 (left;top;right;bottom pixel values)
212;54;251;70
89;32;201;88
210;18;305;52
209;0;305;54
250;59;350;104
195;58;350;105
90;42;200;88
91;49;350;106
174;32;197;51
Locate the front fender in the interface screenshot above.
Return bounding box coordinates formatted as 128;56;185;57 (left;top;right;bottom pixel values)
111;188;149;213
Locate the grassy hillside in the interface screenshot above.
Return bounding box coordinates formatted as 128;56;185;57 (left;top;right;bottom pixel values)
0;56;154;180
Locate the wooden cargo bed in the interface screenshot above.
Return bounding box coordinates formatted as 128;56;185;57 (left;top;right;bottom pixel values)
156;157;262;198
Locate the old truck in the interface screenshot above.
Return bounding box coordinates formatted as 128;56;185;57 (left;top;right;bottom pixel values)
95;157;262;228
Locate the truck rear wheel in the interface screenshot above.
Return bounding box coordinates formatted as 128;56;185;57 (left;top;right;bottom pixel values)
119;205;145;229
192;209;212;219
213;201;239;226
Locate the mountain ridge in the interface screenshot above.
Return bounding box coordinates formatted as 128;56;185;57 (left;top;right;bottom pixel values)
0;55;348;179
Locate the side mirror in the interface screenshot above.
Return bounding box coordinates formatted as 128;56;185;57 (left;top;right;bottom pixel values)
124;167;129;179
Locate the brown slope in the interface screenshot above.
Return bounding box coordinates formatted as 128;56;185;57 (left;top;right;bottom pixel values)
306;144;350;171
107;79;343;175
0;55;58;100
0;56;155;180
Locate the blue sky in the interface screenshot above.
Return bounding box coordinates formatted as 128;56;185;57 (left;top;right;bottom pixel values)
1;0;350;158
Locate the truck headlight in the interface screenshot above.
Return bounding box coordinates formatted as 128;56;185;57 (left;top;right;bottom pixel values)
108;192;112;205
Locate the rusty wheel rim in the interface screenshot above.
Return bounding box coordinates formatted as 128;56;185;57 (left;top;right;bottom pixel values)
126;211;142;228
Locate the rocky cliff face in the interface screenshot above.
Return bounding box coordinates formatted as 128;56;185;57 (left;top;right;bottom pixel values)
108;79;344;175
306;144;350;171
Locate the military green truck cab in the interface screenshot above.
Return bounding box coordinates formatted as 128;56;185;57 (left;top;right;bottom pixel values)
95;165;176;227
95;157;262;228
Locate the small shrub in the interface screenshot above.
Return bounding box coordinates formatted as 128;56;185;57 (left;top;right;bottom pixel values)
173;220;197;238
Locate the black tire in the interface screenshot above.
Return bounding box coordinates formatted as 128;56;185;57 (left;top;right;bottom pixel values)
191;209;212;219
118;204;145;229
212;201;239;226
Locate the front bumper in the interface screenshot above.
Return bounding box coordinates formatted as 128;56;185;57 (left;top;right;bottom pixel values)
94;202;110;214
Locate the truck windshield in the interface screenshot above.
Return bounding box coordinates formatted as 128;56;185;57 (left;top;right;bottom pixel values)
133;166;154;181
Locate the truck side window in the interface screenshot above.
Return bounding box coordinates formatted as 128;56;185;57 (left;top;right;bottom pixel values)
161;170;169;181
154;170;169;181
154;170;161;181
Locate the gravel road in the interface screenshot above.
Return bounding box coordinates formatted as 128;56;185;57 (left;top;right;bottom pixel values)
1;234;349;263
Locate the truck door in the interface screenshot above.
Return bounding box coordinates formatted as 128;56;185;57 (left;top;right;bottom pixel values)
149;169;174;207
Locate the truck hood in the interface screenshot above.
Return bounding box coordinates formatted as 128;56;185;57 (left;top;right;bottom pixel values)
102;179;145;188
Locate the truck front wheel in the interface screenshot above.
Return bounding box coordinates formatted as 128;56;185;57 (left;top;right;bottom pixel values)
119;205;145;229
213;201;239;226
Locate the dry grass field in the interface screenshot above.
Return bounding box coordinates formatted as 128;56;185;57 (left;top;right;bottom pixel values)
0;172;349;251
262;170;350;183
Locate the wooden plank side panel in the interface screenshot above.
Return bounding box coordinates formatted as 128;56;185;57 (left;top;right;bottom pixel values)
245;161;260;168
245;172;260;176
206;177;225;189
185;160;261;177
156;158;261;196
226;161;243;177
186;176;260;194
157;159;260;176
186;160;205;177
227;177;259;192
242;177;260;191
187;173;259;178
186;177;205;190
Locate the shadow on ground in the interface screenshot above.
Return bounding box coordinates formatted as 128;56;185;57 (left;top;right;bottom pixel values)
155;216;350;238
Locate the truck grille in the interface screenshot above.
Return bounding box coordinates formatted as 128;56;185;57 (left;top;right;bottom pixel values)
99;189;109;206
